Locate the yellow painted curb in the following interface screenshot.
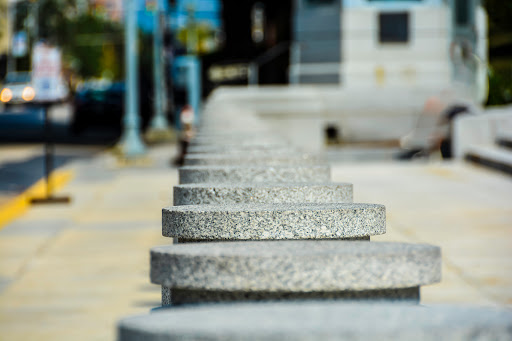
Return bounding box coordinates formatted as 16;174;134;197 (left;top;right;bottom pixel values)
0;170;74;229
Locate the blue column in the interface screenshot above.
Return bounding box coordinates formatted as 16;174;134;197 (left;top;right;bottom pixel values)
118;0;146;158
149;0;169;131
188;56;201;125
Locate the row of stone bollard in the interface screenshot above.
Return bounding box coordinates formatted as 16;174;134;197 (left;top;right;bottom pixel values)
118;107;512;340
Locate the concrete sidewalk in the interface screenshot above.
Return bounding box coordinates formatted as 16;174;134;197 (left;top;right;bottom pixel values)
0;144;176;341
0;145;511;340
332;160;512;307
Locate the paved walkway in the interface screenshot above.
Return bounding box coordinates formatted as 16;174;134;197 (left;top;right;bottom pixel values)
0;145;510;340
332;160;512;306
0;144;176;341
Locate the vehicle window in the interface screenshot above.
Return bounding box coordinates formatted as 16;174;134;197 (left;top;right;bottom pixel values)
4;73;31;84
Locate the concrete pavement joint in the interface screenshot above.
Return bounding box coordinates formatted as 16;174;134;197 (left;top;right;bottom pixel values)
1;218;67;294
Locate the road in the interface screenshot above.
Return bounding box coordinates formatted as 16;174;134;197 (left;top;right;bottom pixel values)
0;102;121;144
0;103;117;207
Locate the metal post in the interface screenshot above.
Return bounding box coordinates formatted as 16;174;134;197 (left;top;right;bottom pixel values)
248;62;258;86
43;104;53;198
289;42;300;85
30;103;70;204
188;57;201;124
7;1;16;73
118;0;146;158
148;0;169;132
32;0;39;45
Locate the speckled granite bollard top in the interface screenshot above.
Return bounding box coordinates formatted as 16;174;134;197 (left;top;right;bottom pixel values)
151;241;441;304
173;182;353;206
183;152;323;166
162;203;385;241
187;144;294;154
178;165;331;184
118;302;512;341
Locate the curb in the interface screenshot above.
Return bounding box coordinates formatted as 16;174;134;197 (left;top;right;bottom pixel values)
0;169;74;229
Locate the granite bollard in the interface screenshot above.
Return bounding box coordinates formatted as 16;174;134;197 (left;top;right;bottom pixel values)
187;144;294;154
179;165;331;184
163;203;385;242
183;152;322;166
173;182;353;206
118;302;512;341
151;241;441;304
160;202;389;305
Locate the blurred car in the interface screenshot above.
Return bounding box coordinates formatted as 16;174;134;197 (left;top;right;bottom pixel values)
71;80;124;134
71;80;158;135
0;72;36;108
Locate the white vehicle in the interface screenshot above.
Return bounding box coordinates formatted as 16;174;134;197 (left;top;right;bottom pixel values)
0;42;69;109
0;72;36;107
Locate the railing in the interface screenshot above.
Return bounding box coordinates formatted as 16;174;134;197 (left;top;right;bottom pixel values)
248;42;291;86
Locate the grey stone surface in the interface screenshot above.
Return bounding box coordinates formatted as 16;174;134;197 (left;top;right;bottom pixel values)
183;153;323;166
118;302;512;341
162;203;385;240
161;287;171;306
190;138;285;149
163;287;419;305
191;135;284;144
176;236;370;243
151;241;440;292
173;182;353;206
179;165;331;184
187;144;294;154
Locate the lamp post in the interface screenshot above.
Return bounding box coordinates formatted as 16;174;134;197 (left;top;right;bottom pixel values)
117;0;146;158
149;0;169;129
146;0;173;142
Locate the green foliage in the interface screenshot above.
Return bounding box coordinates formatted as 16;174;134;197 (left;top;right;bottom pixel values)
487;63;512;106
12;0;125;79
484;0;512;38
484;0;512;106
177;22;219;55
57;14;124;79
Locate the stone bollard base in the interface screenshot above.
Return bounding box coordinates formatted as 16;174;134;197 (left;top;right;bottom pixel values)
118;302;512;341
176;236;370;243
162;287;420;306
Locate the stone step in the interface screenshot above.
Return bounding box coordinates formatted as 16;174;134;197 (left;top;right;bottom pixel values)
496;131;512;150
190;136;285;147
183;152;323;166
173;182;353;206
187;145;296;154
465;145;512;176
162;203;385;241
188;145;296;153
179;165;331;184
152;241;440;305
187;144;292;154
118;302;512;341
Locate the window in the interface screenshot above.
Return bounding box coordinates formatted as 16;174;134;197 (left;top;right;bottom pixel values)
455;0;469;26
306;0;336;6
379;12;409;43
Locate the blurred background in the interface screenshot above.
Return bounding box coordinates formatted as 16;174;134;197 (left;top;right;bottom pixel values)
0;4;511;338
0;0;510;148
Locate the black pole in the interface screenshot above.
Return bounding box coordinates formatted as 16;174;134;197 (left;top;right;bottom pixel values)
31;102;70;204
43;103;53;198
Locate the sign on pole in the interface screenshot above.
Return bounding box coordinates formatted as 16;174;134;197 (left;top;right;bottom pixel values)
31;42;68;103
